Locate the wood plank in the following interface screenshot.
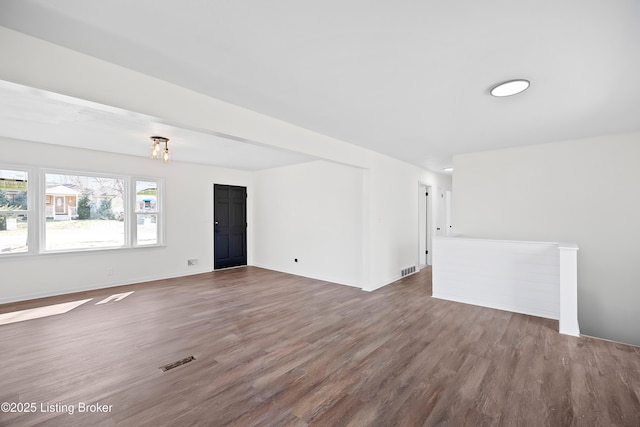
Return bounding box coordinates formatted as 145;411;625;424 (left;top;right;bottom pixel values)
0;266;638;426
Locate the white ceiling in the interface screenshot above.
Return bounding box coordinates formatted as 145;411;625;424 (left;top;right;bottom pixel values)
1;1;639;172
0;81;317;170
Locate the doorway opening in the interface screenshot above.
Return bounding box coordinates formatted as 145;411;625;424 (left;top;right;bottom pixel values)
419;184;432;267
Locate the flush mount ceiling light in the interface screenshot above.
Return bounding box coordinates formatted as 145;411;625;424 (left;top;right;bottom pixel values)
150;136;170;163
490;79;530;97
443;167;454;172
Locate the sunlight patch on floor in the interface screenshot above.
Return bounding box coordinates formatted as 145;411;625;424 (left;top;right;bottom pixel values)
0;298;92;326
95;291;134;305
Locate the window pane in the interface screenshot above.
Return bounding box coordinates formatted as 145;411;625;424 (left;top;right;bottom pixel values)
136;214;158;245
0;169;28;254
0;214;28;254
45;173;125;251
136;181;158;212
135;180;159;246
0;170;28;208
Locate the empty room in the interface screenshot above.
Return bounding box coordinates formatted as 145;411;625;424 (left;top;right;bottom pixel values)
1;1;639;426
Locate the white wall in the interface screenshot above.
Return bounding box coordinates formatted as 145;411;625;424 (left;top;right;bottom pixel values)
0;27;452;296
366;155;451;290
452;131;640;346
253;161;364;286
253;159;452;290
0;137;253;303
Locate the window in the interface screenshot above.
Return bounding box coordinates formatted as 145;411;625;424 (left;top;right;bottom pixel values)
44;172;126;251
0;167;163;256
135;179;161;246
0;169;29;254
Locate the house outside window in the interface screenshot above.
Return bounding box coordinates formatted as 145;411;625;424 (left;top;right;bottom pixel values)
0;167;163;256
44;172;126;251
135;180;162;246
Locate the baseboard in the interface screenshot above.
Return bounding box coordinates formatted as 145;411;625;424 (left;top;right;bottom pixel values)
432;292;560;320
361;275;402;292
0;268;212;305
250;264;362;289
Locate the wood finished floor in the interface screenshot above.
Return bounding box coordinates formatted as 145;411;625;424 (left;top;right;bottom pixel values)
1;266;639;426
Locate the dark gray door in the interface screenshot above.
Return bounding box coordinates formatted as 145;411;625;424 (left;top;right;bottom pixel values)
214;184;247;269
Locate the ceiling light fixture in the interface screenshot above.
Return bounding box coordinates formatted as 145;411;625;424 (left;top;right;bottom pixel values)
150;136;170;163
490;79;530;97
443;167;454;172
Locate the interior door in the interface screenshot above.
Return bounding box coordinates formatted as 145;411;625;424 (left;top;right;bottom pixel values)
214;184;247;269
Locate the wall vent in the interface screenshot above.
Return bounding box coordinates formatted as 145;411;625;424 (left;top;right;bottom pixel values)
401;265;416;277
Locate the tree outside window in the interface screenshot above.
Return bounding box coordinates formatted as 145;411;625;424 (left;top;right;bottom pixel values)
0;169;29;254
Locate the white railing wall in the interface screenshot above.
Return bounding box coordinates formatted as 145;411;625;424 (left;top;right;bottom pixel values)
433;236;579;336
558;243;579;336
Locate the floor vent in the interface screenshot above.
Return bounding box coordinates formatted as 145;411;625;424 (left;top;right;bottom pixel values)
160;355;196;372
401;265;416;277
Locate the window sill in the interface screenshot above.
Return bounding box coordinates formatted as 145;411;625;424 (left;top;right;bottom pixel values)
0;244;167;260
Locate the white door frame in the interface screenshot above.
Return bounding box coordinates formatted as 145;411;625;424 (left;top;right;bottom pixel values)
418;183;433;266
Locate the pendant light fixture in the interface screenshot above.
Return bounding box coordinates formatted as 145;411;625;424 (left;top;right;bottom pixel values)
150;136;170;163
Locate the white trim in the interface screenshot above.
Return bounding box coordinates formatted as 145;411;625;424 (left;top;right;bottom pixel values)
0;268;211;305
362;275;401;292
251;263;362;290
432;292;560;320
559;243;580;336
0;165;165;257
41;169;129;252
132;177;165;247
0;163;34;256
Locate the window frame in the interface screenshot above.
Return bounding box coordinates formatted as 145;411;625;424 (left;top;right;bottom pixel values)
41;169;130;253
132;177;165;247
0;164;35;257
0;165;165;257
